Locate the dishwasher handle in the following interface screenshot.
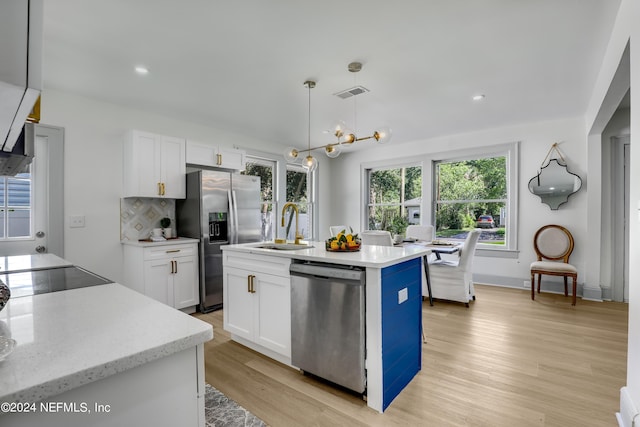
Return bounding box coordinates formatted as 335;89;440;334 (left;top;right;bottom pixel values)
290;263;365;282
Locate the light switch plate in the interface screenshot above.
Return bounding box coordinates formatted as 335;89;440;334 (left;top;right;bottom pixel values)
70;215;85;228
398;287;408;304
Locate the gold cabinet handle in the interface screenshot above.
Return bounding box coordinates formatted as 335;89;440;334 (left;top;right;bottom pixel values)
247;274;256;293
166;249;180;253
174;260;177;274
216;153;222;165
158;182;162;196
170;260;175;274
161;182;166;196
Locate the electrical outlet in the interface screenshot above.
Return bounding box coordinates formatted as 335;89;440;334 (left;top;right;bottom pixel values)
70;215;85;228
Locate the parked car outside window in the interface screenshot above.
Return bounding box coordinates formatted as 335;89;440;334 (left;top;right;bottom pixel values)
476;215;495;229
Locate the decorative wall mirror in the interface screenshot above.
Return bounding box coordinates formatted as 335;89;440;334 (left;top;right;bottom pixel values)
528;143;582;210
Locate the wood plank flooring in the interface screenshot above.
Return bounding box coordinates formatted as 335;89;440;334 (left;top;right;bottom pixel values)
194;285;628;426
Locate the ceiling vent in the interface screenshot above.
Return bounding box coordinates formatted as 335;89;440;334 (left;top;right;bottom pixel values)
333;85;370;99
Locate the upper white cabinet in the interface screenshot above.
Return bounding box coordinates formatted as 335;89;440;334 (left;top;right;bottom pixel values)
123;130;186;198
186;140;246;170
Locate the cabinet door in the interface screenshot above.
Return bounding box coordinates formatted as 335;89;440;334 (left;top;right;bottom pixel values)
186;140;217;168
173;255;199;309
218;147;245;170
123;131;162;198
144;259;172;306
223;267;255;340
160;136;186;198
254;273;291;357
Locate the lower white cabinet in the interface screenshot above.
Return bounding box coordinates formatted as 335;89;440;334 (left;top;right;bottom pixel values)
123;242;199;311
223;252;291;358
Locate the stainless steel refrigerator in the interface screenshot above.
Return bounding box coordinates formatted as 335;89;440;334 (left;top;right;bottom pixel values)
176;170;261;312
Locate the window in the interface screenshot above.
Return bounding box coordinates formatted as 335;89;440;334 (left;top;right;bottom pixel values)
434;155;508;246
283;164;313;240
367;165;422;235
241;157;275;241
0;170;32;239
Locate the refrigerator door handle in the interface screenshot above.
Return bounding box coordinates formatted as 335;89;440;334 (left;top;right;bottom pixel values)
231;190;240;244
228;189;236;244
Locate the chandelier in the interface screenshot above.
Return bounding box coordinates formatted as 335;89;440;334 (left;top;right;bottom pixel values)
284;62;392;171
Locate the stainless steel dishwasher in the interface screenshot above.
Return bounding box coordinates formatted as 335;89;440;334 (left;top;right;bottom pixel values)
290;260;366;393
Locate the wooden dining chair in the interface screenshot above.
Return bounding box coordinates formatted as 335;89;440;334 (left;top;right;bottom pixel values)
530;224;578;305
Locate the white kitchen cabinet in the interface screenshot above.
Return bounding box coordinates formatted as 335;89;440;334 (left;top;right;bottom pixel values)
223;251;291;358
186;140;246;170
123;130;186;198
123;241;199;312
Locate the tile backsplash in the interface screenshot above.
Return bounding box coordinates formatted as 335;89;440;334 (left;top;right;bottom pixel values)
120;198;176;241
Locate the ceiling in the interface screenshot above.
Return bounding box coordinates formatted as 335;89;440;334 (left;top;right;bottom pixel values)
41;1;621;151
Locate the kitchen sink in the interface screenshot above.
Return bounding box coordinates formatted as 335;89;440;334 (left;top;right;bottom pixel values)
254;243;314;250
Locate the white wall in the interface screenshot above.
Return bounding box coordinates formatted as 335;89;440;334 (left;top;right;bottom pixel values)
327;117;589;289
39;89;313;283
584;0;638;423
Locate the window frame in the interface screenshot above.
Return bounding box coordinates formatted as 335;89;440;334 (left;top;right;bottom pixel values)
432;142;519;255
365;162;423;232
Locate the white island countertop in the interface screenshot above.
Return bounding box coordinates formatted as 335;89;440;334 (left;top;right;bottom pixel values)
0;283;213;404
222;241;431;268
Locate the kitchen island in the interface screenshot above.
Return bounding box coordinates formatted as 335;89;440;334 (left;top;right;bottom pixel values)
0;279;213;426
222;241;430;413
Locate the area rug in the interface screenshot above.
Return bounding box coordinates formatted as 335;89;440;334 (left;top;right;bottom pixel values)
205;383;266;427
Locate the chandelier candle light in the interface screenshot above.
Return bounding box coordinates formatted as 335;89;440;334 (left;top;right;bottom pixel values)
284;62;392;169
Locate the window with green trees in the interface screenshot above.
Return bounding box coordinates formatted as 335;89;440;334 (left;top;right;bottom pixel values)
284;164;313;240
241;158;275;241
435;156;507;245
367;165;422;235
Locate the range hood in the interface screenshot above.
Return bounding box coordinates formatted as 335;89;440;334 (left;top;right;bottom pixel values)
0;0;43;175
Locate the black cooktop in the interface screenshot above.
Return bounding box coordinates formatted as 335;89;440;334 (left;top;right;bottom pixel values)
0;266;113;298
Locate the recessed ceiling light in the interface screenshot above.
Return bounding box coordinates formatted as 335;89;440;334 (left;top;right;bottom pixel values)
135;66;149;75
472;94;485;101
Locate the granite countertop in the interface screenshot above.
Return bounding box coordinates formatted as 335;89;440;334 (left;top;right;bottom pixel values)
0;283;213;404
222;241;431;268
120;237;199;247
0;254;72;273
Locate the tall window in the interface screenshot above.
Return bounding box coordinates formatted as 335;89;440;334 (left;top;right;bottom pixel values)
241;157;275;241
0;170;32;239
283;164;313;240
367;165;422;235
435;155;507;245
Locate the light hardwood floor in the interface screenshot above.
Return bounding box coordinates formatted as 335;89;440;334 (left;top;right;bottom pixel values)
194;285;628;426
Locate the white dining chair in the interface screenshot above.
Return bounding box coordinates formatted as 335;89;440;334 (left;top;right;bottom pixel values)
405;224;434;242
428;230;481;306
361;230;394;247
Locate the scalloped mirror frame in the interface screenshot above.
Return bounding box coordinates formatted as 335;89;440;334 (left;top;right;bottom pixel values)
528;159;582;210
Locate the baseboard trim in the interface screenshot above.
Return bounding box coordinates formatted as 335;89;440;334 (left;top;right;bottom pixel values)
617;386;638;427
472;273;606;302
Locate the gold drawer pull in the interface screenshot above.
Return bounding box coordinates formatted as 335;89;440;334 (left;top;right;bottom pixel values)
166;249;180;253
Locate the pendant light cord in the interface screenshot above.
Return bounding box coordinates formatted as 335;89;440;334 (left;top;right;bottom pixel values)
308;83;311;152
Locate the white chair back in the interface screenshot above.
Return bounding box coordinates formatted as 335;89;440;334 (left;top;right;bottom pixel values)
405;225;434;242
361;230;394;247
459;230;481;271
329;225;348;236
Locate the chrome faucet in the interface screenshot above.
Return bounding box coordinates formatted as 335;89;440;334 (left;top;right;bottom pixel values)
281;202;304;245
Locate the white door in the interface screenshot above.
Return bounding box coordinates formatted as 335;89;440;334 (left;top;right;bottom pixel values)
0;124;64;256
144;259;172;306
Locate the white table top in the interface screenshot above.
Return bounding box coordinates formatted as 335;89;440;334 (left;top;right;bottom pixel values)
222;241;431;268
0;254;72;274
0;283;213;403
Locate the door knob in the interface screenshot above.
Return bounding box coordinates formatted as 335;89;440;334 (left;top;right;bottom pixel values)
35;246;46;253
35;231;45;238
